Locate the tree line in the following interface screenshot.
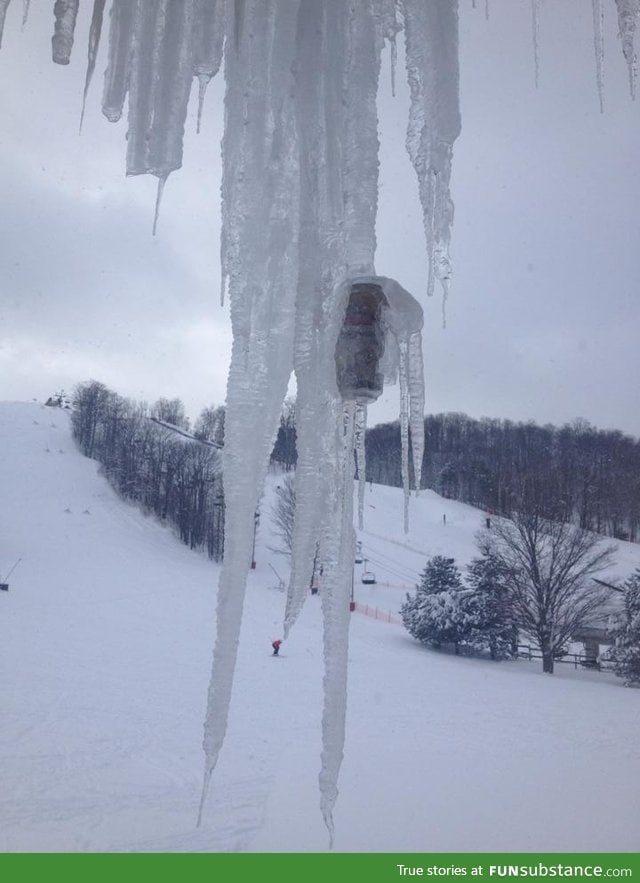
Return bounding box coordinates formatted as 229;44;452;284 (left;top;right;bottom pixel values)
71;381;225;561
365;413;640;543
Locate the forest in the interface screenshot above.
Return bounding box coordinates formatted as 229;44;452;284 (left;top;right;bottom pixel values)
69;382;640;558
270;407;640;543
69;381;225;561
364;413;640;543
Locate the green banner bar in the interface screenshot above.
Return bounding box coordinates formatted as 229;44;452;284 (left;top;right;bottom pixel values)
1;854;639;883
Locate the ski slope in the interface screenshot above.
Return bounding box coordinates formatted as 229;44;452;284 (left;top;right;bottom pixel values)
1;402;639;853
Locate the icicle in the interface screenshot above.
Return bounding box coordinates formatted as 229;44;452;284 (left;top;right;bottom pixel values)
102;0;136;123
199;0;302;821
592;0;605;112
355;403;367;530
318;400;356;846
21;0;28;30
407;330;425;494
0;0;11;50
342;1;384;276
397;337;411;534
402;0;461;310
390;32;397;97
194;0;227;133
531;0;540;88
126;0;197;179
196;77;207;134
152;173;168;236
51;0;78;65
485;0;490;21
283;0;349;641
79;0;106;134
615;0;640;98
285;0;384;639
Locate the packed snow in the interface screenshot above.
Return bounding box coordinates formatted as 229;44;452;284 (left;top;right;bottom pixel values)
1;401;639;852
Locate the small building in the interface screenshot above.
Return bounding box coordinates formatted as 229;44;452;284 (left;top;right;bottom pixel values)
571;588;625;664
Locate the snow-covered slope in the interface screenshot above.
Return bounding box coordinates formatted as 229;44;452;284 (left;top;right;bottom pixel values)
1;402;639;852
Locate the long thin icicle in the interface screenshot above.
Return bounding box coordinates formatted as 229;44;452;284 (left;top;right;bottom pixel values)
592;0;605;112
51;0;78;65
80;0;107;133
397;337;411;534
402;0;461;312
152;173;169;235
407;330;425;493
21;0;28;30
194;0;227;133
0;0;12;50
531;0;540;88
615;0;640;98
355;403;367;530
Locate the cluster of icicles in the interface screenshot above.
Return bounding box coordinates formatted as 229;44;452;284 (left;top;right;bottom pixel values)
3;0;637;845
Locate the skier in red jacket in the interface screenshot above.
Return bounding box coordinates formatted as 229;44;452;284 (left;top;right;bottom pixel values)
272;639;282;656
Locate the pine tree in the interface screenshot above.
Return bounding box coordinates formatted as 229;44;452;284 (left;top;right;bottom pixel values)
611;569;640;687
418;555;462;595
465;553;517;660
401;556;472;653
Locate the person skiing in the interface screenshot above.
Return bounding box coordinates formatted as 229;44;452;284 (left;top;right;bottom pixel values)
272;639;282;656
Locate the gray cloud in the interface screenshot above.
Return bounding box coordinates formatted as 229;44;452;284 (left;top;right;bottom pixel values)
1;0;638;435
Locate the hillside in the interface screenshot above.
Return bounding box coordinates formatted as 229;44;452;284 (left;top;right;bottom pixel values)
1;402;639;852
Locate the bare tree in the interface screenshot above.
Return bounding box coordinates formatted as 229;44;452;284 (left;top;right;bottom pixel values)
151;397;190;430
481;510;617;673
270;473;296;555
194;405;225;446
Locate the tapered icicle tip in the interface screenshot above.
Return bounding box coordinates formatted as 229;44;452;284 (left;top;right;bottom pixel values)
21;0;30;30
79;88;91;134
321;804;335;850
152;173;169;236
196;75;210;134
196;764;213;828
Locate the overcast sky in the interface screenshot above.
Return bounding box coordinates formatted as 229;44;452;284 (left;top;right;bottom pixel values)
1;1;639;436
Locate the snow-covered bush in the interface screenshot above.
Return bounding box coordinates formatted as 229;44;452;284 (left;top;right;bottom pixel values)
401;555;477;654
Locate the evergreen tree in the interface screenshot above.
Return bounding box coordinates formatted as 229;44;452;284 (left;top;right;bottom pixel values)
401;556;473;653
465;552;517;660
611;569;640;687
